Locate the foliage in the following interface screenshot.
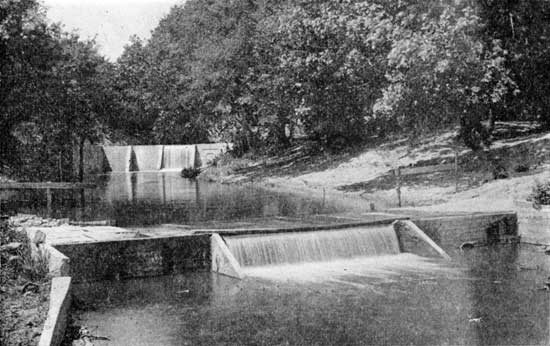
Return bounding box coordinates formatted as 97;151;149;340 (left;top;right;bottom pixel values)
263;1;391;147
4;0;550;175
180;167;202;179
0;221;48;283
112;0;262;147
528;180;550;207
477;0;550;125
1;0;116;180
374;3;516;148
117;0;522;152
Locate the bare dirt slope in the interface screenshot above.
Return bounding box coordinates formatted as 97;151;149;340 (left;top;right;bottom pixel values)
220;122;550;214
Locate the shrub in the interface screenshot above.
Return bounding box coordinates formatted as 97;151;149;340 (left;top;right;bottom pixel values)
527;180;550;207
0;221;49;283
180;167;202;179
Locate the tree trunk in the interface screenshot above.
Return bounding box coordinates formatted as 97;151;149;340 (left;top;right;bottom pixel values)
487;109;496;133
78;137;85;182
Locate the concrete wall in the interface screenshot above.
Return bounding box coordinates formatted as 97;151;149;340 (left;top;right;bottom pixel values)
38;277;72;346
54;234;211;282
211;233;244;279
196;143;230;167
515;201;550;245
72;142;106;177
74;143;231;177
393;220;450;260
413;212;518;248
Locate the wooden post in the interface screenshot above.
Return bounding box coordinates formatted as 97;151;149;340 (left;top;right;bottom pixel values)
322;188;326;211
455;150;458;193
395;167;402;207
46;187;52;217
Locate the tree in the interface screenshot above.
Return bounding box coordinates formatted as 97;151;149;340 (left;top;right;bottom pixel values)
267;1;392;147
1;0;116;180
373;2;516;149
476;0;550;125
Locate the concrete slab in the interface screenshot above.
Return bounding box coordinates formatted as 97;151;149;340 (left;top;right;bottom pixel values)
38;277;72;346
28;225;145;245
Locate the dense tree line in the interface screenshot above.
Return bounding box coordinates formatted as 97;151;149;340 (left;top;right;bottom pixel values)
2;0;550;180
113;0;549;153
1;0;117;180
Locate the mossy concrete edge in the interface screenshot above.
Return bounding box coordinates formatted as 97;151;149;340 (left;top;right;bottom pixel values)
38;276;72;346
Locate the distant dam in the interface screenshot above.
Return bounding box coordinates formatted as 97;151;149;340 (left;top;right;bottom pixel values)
75;143;230;175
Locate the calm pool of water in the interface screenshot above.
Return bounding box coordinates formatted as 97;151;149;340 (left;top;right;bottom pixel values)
1;172;335;226
72;244;549;346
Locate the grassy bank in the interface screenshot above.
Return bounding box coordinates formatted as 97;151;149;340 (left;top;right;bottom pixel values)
0;220;50;346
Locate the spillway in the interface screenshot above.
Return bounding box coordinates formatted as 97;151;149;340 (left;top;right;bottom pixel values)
133;145;163;171
103;146;132;172
162;145;197;171
224;225;401;267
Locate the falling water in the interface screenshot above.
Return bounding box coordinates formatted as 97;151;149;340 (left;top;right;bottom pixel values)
224;226;401;267
103;146;132;172
133;145;163;171
162;145;197;171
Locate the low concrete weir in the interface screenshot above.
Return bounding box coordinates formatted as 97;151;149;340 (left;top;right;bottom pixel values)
29;211;518;282
224;225;401;267
29;211;519;345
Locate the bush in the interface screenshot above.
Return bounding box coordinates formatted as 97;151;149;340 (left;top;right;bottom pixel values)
0;221;49;283
527;180;550;207
180;167;201;179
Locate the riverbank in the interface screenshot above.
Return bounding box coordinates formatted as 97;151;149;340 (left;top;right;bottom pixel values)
200;123;550;216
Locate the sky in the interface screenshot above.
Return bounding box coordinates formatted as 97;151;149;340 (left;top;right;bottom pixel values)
42;0;183;61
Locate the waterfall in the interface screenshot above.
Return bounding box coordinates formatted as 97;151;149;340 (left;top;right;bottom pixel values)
133;145;163;171
103;146;132;172
162;145;197;171
224;226;401;267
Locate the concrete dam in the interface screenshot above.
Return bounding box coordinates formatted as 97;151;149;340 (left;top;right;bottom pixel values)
76;143;230;174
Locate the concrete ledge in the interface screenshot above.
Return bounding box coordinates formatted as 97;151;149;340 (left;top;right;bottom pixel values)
393;220;451;260
53;234;211;282
195;217;409;236
413;212;518;248
38;277;72;346
25;228;71;277
43;244;70;277
211;233;244;279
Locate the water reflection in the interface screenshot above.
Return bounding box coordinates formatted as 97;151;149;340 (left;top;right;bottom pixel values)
2;172;332;226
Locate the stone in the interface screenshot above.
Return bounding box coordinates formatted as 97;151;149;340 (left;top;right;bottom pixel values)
8;255;22;264
0;242;22;252
26;229;46;244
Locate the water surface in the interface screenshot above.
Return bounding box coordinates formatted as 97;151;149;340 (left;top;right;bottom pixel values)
72;244;550;346
1;172;335;226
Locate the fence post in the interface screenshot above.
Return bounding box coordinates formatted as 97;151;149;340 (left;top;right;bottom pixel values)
46;187;52;217
455;150;458;193
395;167;402;207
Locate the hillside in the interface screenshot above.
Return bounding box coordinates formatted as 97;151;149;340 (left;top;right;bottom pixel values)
207;122;550;214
